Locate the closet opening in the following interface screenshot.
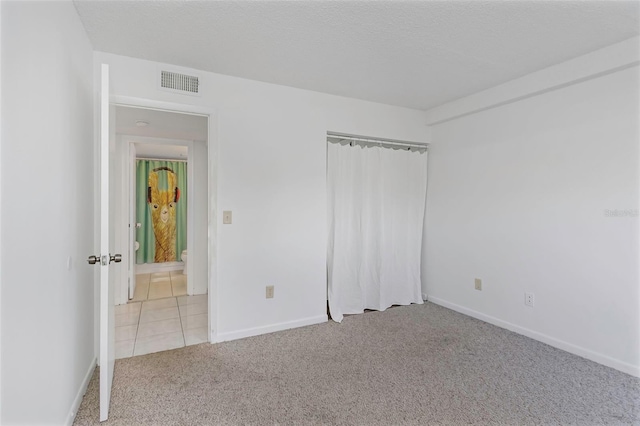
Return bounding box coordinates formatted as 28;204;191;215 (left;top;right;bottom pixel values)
326;132;428;323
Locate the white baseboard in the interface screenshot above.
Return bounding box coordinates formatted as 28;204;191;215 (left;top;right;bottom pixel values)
215;315;328;343
136;261;184;274
427;296;640;378
65;357;96;426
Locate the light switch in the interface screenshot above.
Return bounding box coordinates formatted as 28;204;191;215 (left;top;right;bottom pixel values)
474;278;482;291
223;211;232;224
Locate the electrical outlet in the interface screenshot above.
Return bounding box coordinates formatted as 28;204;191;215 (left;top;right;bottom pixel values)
474;278;482;291
223;211;232;224
525;292;534;307
266;285;274;299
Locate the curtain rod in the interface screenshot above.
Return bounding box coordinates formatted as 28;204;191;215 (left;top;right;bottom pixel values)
326;133;428;150
136;157;187;163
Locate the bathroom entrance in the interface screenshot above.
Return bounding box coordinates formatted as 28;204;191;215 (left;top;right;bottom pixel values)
112;105;212;358
131;145;188;298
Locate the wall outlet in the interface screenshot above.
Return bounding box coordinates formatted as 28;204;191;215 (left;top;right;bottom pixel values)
474;278;482;291
266;285;274;299
525;292;534;307
223;210;232;224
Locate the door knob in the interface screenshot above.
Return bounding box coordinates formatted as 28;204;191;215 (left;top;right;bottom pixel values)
110;254;122;263
87;255;100;265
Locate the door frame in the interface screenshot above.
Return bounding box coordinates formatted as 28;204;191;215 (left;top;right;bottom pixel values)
116;135;197;305
110;95;219;343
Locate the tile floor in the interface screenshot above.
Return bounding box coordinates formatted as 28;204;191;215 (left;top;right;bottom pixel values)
132;270;187;302
115;272;208;359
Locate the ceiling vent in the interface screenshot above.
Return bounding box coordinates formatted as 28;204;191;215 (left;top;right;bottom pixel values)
159;70;200;96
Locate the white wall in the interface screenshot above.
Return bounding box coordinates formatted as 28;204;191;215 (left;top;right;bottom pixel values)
423;64;639;376
96;52;428;339
1;2;96;424
192;139;208;295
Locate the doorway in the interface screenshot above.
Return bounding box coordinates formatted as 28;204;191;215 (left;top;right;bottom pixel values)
110;103;216;358
129;142;189;300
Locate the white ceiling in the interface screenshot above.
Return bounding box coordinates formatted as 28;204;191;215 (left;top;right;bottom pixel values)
75;1;639;110
115;105;208;142
135;142;188;160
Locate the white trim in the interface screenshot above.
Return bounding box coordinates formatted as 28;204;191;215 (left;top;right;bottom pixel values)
0;2;3;417
425;36;640;125
207;112;219;343
128;141;136;299
427;296;640;378
135;261;184;275
215;315;328;343
186;138;195;294
112;95;219;343
65;357;96;426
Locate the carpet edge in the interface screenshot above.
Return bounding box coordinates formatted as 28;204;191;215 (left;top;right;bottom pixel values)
65;356;97;426
215;315;328;343
428;296;640;378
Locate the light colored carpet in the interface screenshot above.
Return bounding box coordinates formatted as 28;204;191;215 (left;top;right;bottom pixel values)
74;302;639;425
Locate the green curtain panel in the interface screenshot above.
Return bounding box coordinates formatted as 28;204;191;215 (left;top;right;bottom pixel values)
136;160;188;264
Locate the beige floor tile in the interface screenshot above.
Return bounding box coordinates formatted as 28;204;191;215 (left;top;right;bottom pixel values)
115;302;141;315
179;302;207;317
116;339;135;359
141;297;177;312
150;271;170;279
115;324;138;342
177;294;208;306
150;278;171;285
171;274;186;284
184;327;208;346
115;312;140;327
135;273;150;283
137;317;182;338
172;281;187;297
150;279;171;288
131;280;150;302
140;306;180;323
170;269;186;277
148;282;173;300
181;313;207;330
134;331;185;356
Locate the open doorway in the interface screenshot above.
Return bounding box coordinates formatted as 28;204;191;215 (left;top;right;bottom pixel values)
112;105;211;358
130;142;189;297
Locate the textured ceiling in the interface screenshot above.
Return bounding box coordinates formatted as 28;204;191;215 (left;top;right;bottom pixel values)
75;1;639;110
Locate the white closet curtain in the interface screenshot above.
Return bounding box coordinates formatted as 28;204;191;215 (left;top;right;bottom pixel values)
327;141;428;323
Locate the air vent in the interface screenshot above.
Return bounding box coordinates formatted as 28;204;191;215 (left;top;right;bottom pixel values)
160;70;199;95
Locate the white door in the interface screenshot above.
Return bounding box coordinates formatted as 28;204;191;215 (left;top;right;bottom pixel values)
128;143;137;299
94;63;119;422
